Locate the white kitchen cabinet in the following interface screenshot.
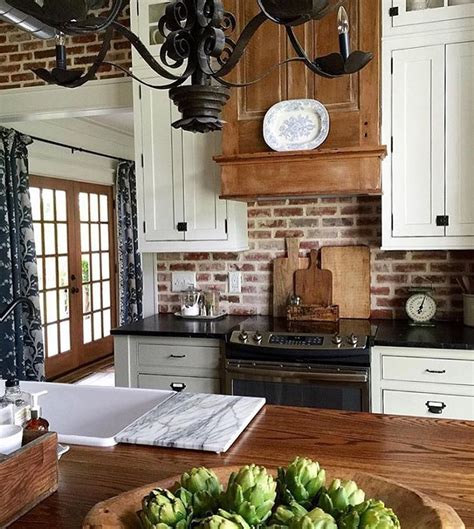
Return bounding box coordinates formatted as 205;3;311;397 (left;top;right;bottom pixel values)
131;3;248;253
114;335;223;393
382;11;474;249
372;346;474;420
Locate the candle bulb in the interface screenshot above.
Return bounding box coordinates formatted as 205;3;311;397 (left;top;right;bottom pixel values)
337;6;350;61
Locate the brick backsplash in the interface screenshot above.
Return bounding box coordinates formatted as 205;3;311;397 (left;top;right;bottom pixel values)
157;197;473;321
0;5;131;89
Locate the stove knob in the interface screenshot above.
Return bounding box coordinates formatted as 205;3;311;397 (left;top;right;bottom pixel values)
239;331;248;343
254;331;263;344
332;334;343;346
348;334;358;346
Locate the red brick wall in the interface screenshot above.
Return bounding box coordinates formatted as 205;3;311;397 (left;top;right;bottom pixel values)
0;5;131;89
157;197;473;321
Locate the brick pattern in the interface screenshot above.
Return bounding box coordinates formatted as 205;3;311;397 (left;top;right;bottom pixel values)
0;5;131;89
157;197;473;321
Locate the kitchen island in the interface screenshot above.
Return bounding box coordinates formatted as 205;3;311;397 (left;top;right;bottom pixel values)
11;406;474;528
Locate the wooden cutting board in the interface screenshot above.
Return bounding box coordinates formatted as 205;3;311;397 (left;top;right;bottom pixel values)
294;249;333;306
321;245;371;319
272;238;309;318
82;466;465;529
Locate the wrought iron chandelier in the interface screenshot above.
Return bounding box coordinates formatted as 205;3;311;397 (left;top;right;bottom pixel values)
1;0;373;133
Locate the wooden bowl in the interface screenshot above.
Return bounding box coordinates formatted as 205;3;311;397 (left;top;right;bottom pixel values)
82;466;465;529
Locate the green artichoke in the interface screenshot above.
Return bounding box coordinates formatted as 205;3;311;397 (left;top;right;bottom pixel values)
338;500;401;529
317;480;365;516
176;467;222;516
221;464;277;525
195;510;250;529
288;508;337;529
269;501;308;526
139;488;189;529
277;457;326;507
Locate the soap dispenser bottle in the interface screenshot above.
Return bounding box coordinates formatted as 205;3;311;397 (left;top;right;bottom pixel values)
0;379;32;426
25;391;49;432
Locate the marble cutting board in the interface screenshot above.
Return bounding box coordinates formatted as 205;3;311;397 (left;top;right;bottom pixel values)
115;393;265;453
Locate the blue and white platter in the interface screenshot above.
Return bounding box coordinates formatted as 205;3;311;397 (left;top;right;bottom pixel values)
263;99;330;152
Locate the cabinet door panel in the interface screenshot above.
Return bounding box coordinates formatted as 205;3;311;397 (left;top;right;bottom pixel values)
392;45;445;238
183;132;228;241
141;87;185;241
446;41;474;237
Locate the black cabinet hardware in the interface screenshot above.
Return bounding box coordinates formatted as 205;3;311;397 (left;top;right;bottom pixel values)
170;354;186;359
425;401;446;414
425;369;446;374
436;215;449;226
170;383;187;392
389;7;399;16
177;222;188;232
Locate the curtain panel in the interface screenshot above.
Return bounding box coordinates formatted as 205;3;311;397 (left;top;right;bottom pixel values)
116;161;143;325
0;128;44;381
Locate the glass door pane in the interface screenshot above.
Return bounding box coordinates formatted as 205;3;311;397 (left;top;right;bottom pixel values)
406;0;444;10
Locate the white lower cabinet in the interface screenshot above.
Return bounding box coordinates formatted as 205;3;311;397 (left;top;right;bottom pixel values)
114;335;222;394
372;346;474;420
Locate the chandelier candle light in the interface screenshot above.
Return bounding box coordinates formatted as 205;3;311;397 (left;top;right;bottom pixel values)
0;0;372;133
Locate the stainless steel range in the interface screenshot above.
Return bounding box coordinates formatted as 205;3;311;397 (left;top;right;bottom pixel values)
225;320;372;412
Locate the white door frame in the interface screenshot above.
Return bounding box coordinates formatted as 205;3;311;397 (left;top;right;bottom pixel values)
0;78;157;319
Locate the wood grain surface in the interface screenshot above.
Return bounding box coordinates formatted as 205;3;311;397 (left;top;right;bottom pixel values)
82;466;464;529
9;407;474;528
272;238;309;318
321;246;371;319
295;250;333;306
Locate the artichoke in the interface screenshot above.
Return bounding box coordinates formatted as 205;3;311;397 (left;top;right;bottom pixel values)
338;500;401;529
221;464;277;525
317;480;365;516
288;508;337;529
139;488;189;529
176;467;222;516
277;457;326;507
269;501;308;526
195;510;250;529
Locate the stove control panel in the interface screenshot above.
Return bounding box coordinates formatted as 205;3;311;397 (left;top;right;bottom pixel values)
231;331;368;350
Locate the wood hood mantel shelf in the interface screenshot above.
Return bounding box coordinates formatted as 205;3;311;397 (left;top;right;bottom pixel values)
215;145;387;201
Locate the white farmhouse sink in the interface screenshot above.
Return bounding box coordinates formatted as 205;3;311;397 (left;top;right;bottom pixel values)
17;381;174;447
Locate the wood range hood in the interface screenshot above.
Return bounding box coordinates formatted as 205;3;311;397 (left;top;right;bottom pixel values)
215;0;384;202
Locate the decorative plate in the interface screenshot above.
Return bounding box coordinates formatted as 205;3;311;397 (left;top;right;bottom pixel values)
263;99;330;152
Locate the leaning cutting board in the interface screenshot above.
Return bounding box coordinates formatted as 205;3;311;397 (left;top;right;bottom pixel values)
273;238;309;317
294;249;333;306
82;466;465;529
321;245;371;319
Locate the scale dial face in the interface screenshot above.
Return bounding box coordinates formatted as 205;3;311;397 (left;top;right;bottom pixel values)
406;293;437;323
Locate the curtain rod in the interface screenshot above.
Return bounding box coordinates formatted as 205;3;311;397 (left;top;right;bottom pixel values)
28;134;134;163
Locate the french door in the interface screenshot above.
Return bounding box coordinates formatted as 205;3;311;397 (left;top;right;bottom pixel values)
30;176;117;379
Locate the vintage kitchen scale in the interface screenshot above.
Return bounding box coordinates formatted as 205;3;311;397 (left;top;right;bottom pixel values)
405;286;437;327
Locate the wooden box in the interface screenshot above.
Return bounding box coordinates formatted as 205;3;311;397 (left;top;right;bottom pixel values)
0;430;58;527
287;304;339;322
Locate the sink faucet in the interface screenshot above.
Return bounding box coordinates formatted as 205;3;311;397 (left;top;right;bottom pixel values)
0;298;36;323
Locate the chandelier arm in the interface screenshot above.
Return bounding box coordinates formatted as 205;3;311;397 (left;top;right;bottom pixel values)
61;0;126;34
102;62;190;89
111;21;187;81
286;26;337;79
212;57;309;88
208;11;268;78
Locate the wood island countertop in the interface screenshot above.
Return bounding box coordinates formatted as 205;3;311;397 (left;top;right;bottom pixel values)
10;406;474;528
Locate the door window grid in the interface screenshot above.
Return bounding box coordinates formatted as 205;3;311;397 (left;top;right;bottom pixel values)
31;187;70;359
80;192;112;344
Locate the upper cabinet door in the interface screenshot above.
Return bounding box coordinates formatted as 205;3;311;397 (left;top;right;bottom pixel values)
445;41;474;237
140;85;185;241
391;45;445;238
182;132;228;242
390;0;474;29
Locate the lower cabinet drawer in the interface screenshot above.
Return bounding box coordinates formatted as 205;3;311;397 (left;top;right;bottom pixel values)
138;374;221;394
383;390;474;420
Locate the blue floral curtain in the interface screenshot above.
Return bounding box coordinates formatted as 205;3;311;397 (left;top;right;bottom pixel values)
116;161;143;325
0;128;44;381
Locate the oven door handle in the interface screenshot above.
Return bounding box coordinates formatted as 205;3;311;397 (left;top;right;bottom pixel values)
226;366;368;383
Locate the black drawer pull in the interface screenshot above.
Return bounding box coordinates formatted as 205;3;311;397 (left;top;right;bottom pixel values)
170;354;186;359
170;383;187;392
425;369;446;374
426;401;446;414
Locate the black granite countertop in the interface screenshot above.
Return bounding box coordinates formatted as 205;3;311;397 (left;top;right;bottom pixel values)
111;314;249;339
374;319;474;350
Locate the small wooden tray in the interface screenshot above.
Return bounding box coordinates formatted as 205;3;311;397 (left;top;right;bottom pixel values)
82;466;465;529
287;304;339;322
0;430;58;527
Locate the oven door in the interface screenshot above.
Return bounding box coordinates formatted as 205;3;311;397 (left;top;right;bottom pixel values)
225;360;370;412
